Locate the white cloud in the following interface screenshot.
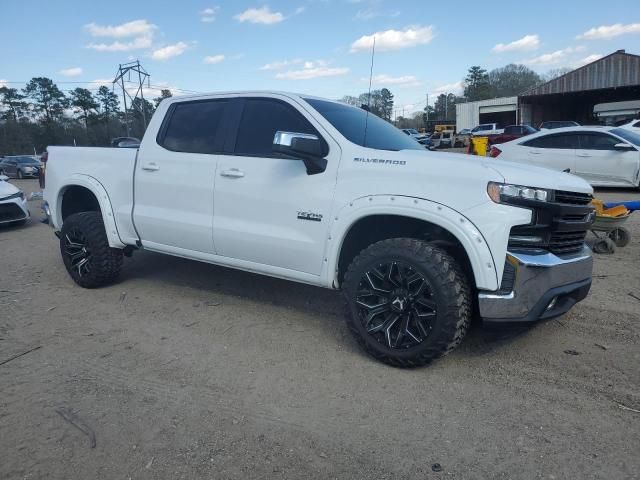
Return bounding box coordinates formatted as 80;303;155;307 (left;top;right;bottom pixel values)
151;42;189;61
200;6;220;22
0;79;8;88
203;54;225;64
366;74;421;88
84;19;156;52
234;6;284;25
574;53;604;67
260;59;302;70
87;36;153;52
492;34;539;53
84;19;156;38
59;67;83;77
275;60;349;80
578;23;640;40
523;47;580;66
350;25;435;52
294;6;305;14
431;81;464;96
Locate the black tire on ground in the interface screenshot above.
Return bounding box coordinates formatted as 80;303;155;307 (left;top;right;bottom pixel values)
593;237;616;254
342;238;472;368
608;227;631;248
59;211;123;288
17;169;23;179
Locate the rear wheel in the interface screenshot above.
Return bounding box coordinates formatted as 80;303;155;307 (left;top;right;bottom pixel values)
342;238;472;368
60;212;123;288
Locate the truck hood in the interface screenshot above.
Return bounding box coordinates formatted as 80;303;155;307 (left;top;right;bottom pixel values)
0;179;20;198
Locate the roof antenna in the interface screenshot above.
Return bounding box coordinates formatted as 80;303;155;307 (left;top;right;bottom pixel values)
363;35;376;147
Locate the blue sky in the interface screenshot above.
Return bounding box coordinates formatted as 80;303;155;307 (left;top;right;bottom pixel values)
2;0;639;115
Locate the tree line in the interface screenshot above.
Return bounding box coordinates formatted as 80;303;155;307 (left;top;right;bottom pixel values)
0;77;172;155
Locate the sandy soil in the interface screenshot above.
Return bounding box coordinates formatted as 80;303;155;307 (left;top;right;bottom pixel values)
1;179;638;479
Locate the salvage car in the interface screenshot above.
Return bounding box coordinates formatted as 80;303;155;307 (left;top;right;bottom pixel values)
43;91;595;367
0;155;42;179
490;126;640;188
0;175;29;226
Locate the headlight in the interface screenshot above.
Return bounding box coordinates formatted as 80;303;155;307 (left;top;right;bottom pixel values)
1;192;25;201
24;167;33;172
487;182;549;203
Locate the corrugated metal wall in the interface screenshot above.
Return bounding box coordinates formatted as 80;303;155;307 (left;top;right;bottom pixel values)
521;51;640;97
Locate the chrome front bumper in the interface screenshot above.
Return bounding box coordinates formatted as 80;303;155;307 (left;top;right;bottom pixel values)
479;247;593;325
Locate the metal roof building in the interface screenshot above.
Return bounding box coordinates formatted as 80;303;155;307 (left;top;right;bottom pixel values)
518;50;640;126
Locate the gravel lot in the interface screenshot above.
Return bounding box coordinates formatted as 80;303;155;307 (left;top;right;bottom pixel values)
1;179;639;480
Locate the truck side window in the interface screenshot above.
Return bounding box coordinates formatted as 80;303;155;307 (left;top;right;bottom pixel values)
160;99;228;154
234;98;319;157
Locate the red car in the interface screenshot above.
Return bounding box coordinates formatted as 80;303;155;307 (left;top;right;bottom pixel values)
488;125;537;145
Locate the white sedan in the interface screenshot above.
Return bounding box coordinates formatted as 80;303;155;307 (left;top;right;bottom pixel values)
490;126;640;188
0;175;30;226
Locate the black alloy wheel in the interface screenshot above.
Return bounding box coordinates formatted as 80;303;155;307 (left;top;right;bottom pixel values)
355;261;436;349
63;227;93;277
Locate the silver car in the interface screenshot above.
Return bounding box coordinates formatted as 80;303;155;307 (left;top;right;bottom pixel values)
0;155;42;179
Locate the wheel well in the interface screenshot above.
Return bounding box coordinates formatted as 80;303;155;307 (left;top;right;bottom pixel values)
61;186;101;221
337;214;476;288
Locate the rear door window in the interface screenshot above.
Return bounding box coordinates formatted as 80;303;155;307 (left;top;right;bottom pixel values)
159;99;229;154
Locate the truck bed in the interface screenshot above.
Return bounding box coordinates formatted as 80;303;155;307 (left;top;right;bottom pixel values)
44;146;138;243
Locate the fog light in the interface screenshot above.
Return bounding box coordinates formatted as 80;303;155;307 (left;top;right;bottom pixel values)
546;296;558;311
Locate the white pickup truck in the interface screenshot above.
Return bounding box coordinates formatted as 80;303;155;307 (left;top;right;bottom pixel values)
43;91;595;367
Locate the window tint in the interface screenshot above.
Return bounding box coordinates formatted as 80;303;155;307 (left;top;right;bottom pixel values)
234;98;318;156
161;100;228;154
633;121;640;128
579;133;620;150
304;98;422;151
611;128;640;147
523;133;579;149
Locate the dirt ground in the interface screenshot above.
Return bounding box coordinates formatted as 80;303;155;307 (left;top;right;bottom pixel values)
1;179;639;480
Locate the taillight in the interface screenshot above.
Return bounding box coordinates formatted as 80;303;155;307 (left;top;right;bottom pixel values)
489;146;502;158
39;151;47;189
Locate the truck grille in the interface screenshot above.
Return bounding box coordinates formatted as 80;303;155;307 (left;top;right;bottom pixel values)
554;190;592;205
507;190;593;256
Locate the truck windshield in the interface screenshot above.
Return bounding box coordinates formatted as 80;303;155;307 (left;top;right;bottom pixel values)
303;98;423;151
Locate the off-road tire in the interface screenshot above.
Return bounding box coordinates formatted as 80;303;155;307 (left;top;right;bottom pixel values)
342;238;472;368
60;212;123;288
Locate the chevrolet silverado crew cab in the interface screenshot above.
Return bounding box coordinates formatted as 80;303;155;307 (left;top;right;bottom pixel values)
42;91;595;367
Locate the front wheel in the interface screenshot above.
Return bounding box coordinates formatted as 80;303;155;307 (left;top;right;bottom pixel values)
17;170;23;179
342;238;472;368
60;212;123;288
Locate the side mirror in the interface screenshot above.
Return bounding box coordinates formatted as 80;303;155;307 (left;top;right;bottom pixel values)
0;174;8;181
614;142;634;151
273;131;328;175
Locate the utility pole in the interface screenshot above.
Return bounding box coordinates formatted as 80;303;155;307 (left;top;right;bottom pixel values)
113;60;150;137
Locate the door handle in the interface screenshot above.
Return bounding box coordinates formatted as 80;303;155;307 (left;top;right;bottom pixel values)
220;168;245;178
576;153;591;157
529;150;541;154
141;162;160;171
